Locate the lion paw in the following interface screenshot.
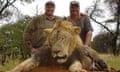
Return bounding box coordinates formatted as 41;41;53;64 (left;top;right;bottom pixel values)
69;61;87;72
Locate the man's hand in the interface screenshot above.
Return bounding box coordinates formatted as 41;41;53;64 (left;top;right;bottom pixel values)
83;45;89;48
31;48;39;54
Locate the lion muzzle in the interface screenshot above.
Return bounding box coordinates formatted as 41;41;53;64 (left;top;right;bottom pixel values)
53;55;68;63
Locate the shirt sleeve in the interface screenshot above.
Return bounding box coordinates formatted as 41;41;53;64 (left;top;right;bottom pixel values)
84;15;93;33
23;17;36;49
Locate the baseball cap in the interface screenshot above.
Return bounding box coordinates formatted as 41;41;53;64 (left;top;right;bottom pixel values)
45;1;55;6
70;1;79;7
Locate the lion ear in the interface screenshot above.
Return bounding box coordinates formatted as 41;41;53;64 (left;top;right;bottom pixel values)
54;20;62;28
73;26;81;34
43;28;53;37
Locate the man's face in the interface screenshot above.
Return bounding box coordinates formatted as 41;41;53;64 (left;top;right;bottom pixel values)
70;5;80;16
45;5;55;16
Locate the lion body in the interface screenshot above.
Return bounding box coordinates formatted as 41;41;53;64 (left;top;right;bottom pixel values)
9;20;108;72
42;20;102;71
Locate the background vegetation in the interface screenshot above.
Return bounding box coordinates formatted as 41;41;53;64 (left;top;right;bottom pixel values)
0;16;31;66
91;31;120;54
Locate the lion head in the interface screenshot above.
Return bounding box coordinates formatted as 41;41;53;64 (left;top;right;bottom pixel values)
44;20;84;64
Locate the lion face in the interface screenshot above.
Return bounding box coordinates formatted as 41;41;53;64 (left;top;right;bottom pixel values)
49;27;74;63
44;20;82;64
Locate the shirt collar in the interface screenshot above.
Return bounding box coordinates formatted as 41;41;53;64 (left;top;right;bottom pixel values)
68;15;81;25
69;15;81;19
44;14;55;20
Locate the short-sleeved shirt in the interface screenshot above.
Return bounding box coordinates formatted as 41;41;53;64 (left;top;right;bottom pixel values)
23;14;61;49
67;15;93;43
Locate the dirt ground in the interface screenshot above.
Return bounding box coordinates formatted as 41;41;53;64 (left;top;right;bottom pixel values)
30;66;69;72
29;66;119;72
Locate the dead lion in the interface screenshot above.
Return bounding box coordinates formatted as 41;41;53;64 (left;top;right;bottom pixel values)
8;19;117;72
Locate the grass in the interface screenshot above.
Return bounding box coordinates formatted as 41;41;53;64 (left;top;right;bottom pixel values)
0;59;21;72
0;54;120;72
100;54;120;70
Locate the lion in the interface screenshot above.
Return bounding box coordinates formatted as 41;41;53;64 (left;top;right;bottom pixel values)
8;19;110;72
43;20;109;71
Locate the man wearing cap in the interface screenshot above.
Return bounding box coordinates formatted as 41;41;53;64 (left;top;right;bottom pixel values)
24;1;61;55
67;1;93;48
8;1;61;72
67;1;109;71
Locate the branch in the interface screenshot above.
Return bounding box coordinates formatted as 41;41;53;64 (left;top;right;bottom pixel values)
8;0;16;6
0;0;9;15
89;0;114;35
89;0;98;17
11;4;21;14
0;0;16;15
0;0;4;5
90;17;114;35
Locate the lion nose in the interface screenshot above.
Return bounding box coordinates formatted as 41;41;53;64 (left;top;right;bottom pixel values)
53;51;60;54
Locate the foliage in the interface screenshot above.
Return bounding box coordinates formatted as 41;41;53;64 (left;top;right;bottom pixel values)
92;32;114;53
0;16;31;61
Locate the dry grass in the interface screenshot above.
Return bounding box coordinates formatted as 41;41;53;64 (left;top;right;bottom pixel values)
0;59;21;72
100;54;120;70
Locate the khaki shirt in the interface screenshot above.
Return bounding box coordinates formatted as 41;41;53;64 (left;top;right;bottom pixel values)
23;14;61;49
67;15;93;43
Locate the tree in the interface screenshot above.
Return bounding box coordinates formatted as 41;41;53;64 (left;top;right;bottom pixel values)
104;0;120;56
0;16;31;65
0;0;34;23
86;0;120;55
92;32;114;53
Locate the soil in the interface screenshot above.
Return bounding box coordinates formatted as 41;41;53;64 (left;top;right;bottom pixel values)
30;66;69;72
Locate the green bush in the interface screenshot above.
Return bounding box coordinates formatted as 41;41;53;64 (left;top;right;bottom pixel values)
0;17;31;60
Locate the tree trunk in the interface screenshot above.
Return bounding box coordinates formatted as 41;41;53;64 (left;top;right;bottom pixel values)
112;1;120;56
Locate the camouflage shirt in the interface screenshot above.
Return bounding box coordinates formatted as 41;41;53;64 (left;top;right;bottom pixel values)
23;14;61;49
67;14;93;43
